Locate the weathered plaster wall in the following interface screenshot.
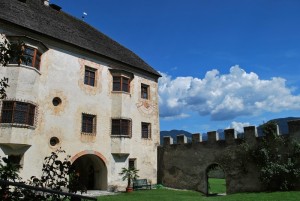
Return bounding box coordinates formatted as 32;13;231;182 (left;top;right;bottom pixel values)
0;23;159;190
158;120;300;194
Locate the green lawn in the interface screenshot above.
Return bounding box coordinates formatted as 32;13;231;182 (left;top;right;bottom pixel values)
208;178;226;194
97;189;300;201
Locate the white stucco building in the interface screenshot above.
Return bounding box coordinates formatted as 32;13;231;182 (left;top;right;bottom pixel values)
0;0;160;190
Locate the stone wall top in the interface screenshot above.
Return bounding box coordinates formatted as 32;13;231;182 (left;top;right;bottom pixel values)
163;120;300;146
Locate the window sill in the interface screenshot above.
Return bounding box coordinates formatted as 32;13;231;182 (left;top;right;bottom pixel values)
112;91;131;95
81;132;96;136
7;64;41;75
0;123;36;129
111;135;131;138
142;137;152;140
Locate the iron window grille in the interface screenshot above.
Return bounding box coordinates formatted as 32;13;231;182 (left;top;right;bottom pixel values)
81;113;96;135
0;101;35;126
111;119;132;137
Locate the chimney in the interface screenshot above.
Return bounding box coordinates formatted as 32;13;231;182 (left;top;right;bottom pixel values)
43;0;49;6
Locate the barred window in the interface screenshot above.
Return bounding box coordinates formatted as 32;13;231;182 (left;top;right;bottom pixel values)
141;122;151;139
81;114;96;134
111;119;132;137
1;101;35;126
84;67;96;86
113;76;130;92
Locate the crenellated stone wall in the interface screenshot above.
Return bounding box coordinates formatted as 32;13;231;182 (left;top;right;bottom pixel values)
157;120;300;194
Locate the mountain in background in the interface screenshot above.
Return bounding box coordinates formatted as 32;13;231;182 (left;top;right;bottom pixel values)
257;117;300;136
160;117;300;144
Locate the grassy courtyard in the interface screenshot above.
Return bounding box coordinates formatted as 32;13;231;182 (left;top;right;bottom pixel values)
208;178;226;194
97;189;300;201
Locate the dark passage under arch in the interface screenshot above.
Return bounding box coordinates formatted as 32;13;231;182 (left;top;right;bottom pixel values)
71;154;107;190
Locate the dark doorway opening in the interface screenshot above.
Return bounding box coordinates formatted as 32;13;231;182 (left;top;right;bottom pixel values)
71;154;107;190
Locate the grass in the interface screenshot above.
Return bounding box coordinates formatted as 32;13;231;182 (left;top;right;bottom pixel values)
97;189;300;201
208;178;226;194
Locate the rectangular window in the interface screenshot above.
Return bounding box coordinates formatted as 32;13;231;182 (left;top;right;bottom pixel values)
1;101;35;126
84;67;96;86
129;158;136;170
81;113;96;134
141;84;149;99
113;76;130;92
141;122;151;139
111;119;132;137
10;46;41;70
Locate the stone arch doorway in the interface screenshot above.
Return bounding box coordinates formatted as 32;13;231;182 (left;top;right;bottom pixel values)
205;163;226;195
71;151;108;190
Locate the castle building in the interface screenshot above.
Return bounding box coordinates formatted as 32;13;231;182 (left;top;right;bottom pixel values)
0;0;160;190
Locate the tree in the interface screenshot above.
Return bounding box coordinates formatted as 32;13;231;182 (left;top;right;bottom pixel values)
0;149;86;200
253;121;300;191
119;167;139;192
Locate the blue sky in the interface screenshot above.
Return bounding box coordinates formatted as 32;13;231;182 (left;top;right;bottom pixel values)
51;0;300;133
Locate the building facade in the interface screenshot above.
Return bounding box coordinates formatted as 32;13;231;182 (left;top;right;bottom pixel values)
0;0;160;190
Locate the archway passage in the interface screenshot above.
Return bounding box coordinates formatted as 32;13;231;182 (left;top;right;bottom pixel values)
71;154;107;190
206;164;226;195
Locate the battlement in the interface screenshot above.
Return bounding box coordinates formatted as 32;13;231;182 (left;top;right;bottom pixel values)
163;120;300;146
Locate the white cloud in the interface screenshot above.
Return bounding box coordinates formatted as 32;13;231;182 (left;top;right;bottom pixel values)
159;65;300;120
227;121;251;133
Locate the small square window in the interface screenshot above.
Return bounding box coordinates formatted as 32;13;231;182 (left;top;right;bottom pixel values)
129;158;136;170
141;122;151;139
141;84;149;99
8;154;23;169
81;113;96;135
84;67;96;86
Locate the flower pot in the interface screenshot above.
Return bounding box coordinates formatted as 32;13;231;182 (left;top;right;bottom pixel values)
126;187;133;192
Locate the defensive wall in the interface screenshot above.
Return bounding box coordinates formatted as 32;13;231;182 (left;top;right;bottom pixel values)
157;120;300;194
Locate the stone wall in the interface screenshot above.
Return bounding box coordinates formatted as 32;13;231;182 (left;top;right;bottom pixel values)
158;120;300;194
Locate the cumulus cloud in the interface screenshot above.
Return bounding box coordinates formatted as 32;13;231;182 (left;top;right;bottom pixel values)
227;121;251;133
158;65;300;120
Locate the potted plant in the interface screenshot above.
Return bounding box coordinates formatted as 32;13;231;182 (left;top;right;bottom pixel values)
119;167;139;192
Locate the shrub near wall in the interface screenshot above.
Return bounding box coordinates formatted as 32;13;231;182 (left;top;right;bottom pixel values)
253;121;300;191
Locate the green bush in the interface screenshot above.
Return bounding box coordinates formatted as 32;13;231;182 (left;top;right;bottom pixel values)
253;121;300;191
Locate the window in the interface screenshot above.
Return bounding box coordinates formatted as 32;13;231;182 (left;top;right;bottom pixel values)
129;158;136;169
10;46;41;70
8;154;23;168
81;114;96;135
1;101;35;126
113;76;130;92
141;122;151;139
111;119;132;137
84;67;96;86
141;84;149;99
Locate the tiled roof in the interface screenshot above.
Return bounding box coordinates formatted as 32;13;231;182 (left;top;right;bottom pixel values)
0;0;160;77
